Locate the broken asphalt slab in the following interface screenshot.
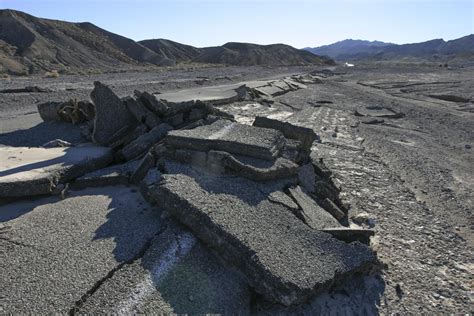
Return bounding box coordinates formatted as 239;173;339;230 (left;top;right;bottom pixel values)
354;106;404;118
167;148;299;181
156;84;247;105
0;186;163;313
154;76;311;106
0;145;113;198
153;162;376;306
78;224;251;314
71;160;140;190
91;81;137;146
166;119;285;161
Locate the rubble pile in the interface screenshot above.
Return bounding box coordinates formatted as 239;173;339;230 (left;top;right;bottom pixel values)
2;73;376;307
37;99;95;124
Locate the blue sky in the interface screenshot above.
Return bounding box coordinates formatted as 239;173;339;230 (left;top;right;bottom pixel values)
1;0;473;48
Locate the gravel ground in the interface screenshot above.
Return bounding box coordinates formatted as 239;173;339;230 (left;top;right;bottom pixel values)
0;64;472;314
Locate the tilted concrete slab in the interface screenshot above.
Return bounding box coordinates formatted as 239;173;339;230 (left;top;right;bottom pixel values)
153;163;376;306
166;119;286;161
0;145;113;197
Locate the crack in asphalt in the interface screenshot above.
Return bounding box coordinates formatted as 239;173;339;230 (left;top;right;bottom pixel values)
0;235;38;249
68;223;169;315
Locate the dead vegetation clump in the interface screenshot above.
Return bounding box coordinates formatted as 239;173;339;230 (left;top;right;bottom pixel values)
44;70;60;78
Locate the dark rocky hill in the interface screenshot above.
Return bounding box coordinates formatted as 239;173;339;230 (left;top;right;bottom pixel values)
0;9;333;75
0;9;174;74
139;38;202;64
196;42;334;66
305;35;474;62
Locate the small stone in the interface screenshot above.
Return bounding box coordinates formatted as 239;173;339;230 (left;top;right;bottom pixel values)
42;139;73;148
465;144;471;149
331;132;337;138
352;212;375;226
395;283;404;298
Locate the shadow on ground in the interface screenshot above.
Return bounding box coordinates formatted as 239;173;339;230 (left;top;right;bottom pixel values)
0;121;83;147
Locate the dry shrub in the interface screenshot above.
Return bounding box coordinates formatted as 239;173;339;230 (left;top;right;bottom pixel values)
44;70;60;78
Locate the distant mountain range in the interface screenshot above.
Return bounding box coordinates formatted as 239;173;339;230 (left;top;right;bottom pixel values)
0;9;333;75
304;36;474;62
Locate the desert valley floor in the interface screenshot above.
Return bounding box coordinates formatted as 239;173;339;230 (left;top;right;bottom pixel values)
0;64;472;314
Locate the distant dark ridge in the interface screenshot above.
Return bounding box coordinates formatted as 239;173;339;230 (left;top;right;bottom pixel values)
305;36;474;61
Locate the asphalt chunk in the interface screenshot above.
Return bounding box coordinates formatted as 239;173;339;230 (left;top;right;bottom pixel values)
153;163;376;306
